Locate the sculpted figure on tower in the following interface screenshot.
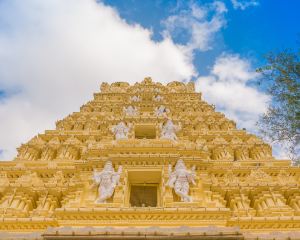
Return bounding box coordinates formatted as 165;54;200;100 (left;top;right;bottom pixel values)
153;95;163;102
154;105;169;117
160;119;181;141
168;159;196;202
130;95;140;102
92;161;122;203
123;106;138;117
111;122;131;140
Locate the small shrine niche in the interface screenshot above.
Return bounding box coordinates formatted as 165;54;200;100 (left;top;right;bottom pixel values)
130;185;157;207
127;170;161;207
135;125;156;139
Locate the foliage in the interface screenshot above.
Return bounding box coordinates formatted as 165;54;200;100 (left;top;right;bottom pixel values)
256;48;300;165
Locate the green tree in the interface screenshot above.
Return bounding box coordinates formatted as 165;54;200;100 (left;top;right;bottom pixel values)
256;48;300;165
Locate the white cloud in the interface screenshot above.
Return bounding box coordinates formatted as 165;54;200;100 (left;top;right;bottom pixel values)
231;0;259;10
0;0;195;159
195;54;270;131
162;1;227;53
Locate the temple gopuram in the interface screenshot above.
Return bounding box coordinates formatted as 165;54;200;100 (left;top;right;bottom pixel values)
0;77;300;240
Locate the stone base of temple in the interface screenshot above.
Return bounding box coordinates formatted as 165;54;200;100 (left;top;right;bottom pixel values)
2;226;300;240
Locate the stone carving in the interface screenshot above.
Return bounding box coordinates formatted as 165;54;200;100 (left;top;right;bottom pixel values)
160;120;181;141
15;171;44;187
92;161;122;203
277;170;297;186
223;170;239;186
186;82;195;92
48;137;61;145
130;95;140;102
245;168;272;185
155;105;169;117
65;136;81;145
52;171;67;186
110;82;130;93
142;77;153;84
17;146;41;161
40;146;56;161
167;159;196;202
57;145;79;160
85;136;97;149
28;136;46;145
111;122;131;140
0;172;10;191
154;88;160;93
212;147;234;161
153;95;163;102
123;106;138;117
100;82;110;92
234;148;250;161
167;81;187;92
250;145;272;159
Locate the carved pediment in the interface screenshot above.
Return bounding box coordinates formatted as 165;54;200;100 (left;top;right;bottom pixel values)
212;137;228;145
212;146;234;160
223;170;239;186
48;137;61;145
52;171;67;186
245;169;272;185
65;136;82;145
246;136;263;144
167;81;187;92
231;137;243;145
277;170;297;186
110;82;130;93
28;136;46;145
15;171;44;187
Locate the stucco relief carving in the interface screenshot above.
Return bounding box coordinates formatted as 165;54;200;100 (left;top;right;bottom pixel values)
154;105;169;117
167;159;196;202
52;171;67;186
153;95;163;102
160;120;181;141
111;122;131;140
15;171;44;187
277;170;297;186
245;168;272;185
92;161;122;203
123;106;138;117
130;95;140;102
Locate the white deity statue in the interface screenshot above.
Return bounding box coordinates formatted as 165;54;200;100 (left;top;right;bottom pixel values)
111;122;130;140
92;161;122;203
123;106;138;117
153;95;163;102
155;105;169;117
130;95;140;102
167;159;196;202
160;119;181;141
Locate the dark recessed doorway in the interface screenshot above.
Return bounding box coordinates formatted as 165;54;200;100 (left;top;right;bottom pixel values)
130;185;157;207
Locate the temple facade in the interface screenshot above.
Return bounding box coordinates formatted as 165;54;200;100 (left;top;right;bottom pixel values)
0;77;300;239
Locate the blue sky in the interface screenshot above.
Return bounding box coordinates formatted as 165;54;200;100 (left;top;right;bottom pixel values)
103;0;299;74
0;0;299;160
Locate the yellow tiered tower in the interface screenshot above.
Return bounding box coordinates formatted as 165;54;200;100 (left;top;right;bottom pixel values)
0;77;300;240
